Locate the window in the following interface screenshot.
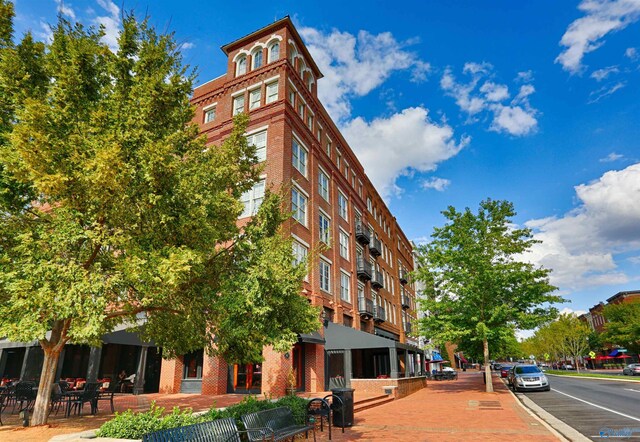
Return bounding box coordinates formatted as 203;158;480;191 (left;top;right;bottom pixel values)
204;106;216;123
292;240;308;267
239;179;265;218
268;42;280;63
307;114;313;130
183;349;204;379
320;260;331;292
326;141;332;158
291;187;307;225
340;272;351;302
292;138;307;176
288;90;295;105
233;95;245;115
236;56;247;76
319;212;330;244
339;230;349;260
367;197;372;213
338;192;348;219
266;81;278;104
246;130;266;162
344;161;349;179
298;103;304;118
252;49;263;70
249;88;261;110
336;152;341;169
318;170;329;201
317;126;322;142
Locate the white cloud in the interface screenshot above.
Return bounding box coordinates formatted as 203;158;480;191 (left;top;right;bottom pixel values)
181;42;195;50
588;81;626;102
590;65;620;80
300;27;431;122
525;163;640;291
625;46;639;59
515;70;535;83
54;0;76;19
559;307;588;317
421;177;451;192
441;64;538;136
556;0;640;74
341;107;468;200
599;152;624;162
94;0;121;52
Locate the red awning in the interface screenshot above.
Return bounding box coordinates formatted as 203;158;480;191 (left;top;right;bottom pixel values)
458;355;468;363
596;355;613;360
617;354;632;358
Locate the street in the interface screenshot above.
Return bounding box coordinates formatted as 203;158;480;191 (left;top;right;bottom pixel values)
514;375;640;440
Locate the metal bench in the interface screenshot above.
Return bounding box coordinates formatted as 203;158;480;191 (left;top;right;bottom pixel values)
142;418;242;442
241;406;315;442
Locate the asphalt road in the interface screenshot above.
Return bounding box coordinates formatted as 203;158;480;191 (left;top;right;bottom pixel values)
514;374;640;440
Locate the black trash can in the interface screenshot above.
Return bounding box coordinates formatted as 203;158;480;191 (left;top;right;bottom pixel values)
330;387;354;427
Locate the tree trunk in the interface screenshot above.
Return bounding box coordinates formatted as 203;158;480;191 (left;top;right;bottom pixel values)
483;337;493;393
31;319;68;426
31;346;61;425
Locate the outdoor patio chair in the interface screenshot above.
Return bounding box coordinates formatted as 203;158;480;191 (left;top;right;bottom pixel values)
67;382;100;416
50;383;66;415
13;381;36;413
94;378;118;413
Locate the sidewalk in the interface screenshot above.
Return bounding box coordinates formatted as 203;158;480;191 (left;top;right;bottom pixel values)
326;371;561;441
0;372;561;442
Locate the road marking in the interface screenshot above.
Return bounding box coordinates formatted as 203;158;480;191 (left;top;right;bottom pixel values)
623;388;640;393
552;388;640;422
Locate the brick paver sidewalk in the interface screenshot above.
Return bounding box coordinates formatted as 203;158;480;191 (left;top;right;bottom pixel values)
325;371;561;442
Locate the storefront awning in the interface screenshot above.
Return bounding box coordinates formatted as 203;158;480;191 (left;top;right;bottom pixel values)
324;322;422;353
102;328;154;346
609;349;619;357
298;331;325;344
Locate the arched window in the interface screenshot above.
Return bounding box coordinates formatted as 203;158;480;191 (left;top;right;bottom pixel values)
268;42;280;63
252;49;263;70
288;44;297;64
236;55;247;76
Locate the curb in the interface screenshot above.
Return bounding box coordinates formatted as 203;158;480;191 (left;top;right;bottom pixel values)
546;373;640;383
503;380;590;442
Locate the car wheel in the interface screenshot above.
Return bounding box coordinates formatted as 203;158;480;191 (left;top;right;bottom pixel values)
544;386;550;391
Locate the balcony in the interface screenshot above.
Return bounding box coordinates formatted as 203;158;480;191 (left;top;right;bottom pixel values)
403;322;412;334
369;237;382;257
356;257;372;281
399;268;408;285
355;221;370;245
371;271;384;290
401;294;411;310
374;305;386;323
358;296;374;319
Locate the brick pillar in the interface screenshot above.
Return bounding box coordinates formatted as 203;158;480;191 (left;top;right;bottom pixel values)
262;345;290;397
305;342;325;392
201;353;228;395
159;356;183;394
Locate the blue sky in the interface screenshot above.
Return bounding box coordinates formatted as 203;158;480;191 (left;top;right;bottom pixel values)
10;0;640;319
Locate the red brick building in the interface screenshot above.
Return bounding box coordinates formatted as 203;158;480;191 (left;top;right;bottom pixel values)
156;17;422;396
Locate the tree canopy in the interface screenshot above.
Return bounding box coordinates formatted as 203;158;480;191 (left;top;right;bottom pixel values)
415;199;562;392
602;302;640;354
0;4;318;425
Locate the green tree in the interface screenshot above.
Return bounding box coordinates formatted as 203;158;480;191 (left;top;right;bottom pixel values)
602;302;640;355
0;7;318;426
527;314;591;371
415;199;562;392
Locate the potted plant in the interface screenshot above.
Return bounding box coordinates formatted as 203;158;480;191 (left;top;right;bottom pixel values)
285;368;297;396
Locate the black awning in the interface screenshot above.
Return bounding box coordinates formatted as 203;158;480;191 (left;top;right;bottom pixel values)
102;328;155;346
298;331;325;344
0;339;36;349
324;322;423;353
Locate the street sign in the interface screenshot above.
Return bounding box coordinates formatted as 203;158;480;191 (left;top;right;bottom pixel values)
544;353;550;361
589;351;596;358
529;354;535;360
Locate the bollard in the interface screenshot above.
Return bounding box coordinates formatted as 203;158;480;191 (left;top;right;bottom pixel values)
19;409;30;427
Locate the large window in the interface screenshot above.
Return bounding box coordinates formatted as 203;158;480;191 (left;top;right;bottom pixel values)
268;42;280;63
246;130;266;162
239;179;265;218
183;349;203;379
291;187;307;225
339;230;349;260
292;138;307;176
292;240;308;267
233;95;245;115
340;272;351;303
249;88;261;110
203;105;216;124
266;81;278;104
318;170;329;201
320;260;331;292
236;56;247;76
319;212;330;244
338;192;348;220
252;49;263;70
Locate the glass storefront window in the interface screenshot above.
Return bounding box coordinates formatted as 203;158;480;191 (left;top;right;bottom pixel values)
183;349;203;379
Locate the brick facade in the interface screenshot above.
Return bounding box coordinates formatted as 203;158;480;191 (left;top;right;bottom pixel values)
350;377;427;400
159;17;418;397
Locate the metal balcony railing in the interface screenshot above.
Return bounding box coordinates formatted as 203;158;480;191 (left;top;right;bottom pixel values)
355;221;371;245
374;305;386;323
358;296;374;318
369;237;382;257
371;271;384;290
401;294;411;309
357;257;372;281
399;268;408;285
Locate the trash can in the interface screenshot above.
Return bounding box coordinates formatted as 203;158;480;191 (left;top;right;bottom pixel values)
330;387;354;427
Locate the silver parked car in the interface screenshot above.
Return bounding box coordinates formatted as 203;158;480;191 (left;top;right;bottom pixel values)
622;363;640;376
507;364;550;391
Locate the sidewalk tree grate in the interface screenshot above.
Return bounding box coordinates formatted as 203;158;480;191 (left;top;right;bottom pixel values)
479;400;502;410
